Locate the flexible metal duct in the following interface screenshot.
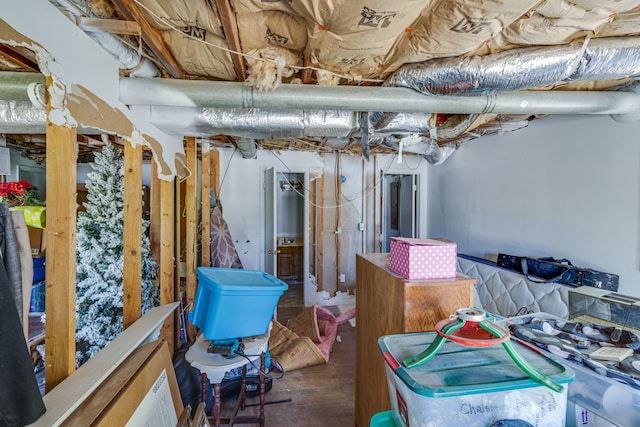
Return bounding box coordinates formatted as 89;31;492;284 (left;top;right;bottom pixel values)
384;37;640;97
421;139;457;166
0;100;47;133
570;38;640;82
370;37;640;151
0;99;102;134
366;112;432;136
385;44;584;97
149;107;359;139
4;19;639;165
234;137;257;159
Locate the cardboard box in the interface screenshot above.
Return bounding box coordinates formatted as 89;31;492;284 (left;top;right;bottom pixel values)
389;237;457;280
28;226;46;257
64;340;183;426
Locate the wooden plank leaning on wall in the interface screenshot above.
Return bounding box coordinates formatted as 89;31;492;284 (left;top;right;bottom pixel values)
200;141;212;268
184;137;198;342
123;141;142;329
45;75;78;391
314;177;324;292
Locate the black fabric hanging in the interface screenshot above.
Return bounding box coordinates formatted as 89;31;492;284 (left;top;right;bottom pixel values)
0;203;24;323
0;257;46;426
0;202;44;425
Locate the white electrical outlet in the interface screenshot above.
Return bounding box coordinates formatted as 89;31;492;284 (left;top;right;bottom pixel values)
339;273;346;282
358;222;365;231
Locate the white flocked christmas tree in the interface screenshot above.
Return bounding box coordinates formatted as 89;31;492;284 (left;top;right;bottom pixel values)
75;143;159;365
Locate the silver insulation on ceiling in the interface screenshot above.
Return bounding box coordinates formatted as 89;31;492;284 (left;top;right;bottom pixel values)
384;44;584;97
570;38;640;82
368;37;640;160
2;34;640;166
384;37;640;97
0;100;47;133
367;112;432;135
150;107;359;139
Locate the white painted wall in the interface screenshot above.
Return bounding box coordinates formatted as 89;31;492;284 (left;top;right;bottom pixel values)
216;147;429;303
216;148;324;271
427;114;640;297
9;151;46;200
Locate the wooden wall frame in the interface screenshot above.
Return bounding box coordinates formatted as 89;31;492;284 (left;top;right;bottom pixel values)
63;339;183;426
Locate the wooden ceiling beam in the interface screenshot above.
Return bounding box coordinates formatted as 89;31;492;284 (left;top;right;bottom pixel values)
301;56;314;84
0;44;39;72
110;0;185;79
75;16;141;36
212;0;246;81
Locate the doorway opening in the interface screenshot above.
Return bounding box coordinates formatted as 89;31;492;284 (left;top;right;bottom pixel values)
274;171;305;307
381;174;419;252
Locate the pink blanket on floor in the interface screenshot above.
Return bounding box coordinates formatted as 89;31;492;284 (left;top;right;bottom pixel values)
287;305;356;361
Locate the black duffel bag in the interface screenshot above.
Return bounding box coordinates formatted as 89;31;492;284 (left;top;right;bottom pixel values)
497;254;619;291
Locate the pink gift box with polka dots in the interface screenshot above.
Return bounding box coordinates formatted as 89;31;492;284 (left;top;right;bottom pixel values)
389;237;457;280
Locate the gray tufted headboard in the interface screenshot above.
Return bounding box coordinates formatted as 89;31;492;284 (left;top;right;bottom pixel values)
457;254;570;319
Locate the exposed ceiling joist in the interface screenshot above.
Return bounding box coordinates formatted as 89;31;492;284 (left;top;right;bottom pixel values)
110;0;185;79
211;0;246;81
75;16;141;36
0;45;39;72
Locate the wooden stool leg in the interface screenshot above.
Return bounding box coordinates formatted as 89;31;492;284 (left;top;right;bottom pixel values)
212;382;222;427
259;353;265;426
200;372;208;404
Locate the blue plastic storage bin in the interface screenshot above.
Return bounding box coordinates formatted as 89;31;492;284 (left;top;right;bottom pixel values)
33;257;45;283
191;267;288;340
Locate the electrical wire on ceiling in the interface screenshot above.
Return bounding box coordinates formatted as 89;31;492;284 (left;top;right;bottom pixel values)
268;149;399;210
131;0;385;85
215;146;238;203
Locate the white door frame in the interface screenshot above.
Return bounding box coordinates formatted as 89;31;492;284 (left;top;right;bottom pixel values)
264;168;310;305
381;173;420;252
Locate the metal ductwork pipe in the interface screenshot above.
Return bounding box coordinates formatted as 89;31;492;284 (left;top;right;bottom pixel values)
0;98;105;134
149;106;358;139
234;137;257;159
120;78;640;119
0;73;46;107
0;100;47;132
53;0;160;78
383;37;640;97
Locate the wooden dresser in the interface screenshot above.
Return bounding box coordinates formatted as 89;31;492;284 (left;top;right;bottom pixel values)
355;253;477;426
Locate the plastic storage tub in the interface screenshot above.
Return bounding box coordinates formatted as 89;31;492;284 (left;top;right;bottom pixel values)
370;410;401;426
30;280;45;312
32;256;45;283
191;267;288;340
378;332;574;427
501;312;640;427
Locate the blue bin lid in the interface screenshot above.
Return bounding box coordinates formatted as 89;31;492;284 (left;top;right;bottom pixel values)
378;332;574;398
196;267;288;294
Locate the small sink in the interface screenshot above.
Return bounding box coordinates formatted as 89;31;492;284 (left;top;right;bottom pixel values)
277;237;302;246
